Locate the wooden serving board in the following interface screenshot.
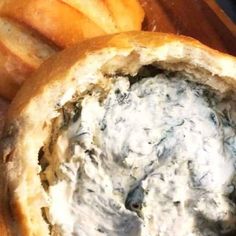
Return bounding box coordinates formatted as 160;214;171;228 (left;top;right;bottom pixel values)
140;0;236;56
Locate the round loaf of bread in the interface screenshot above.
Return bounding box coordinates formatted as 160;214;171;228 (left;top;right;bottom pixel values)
1;32;236;236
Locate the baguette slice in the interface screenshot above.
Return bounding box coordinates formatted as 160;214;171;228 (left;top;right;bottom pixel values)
1;32;236;236
60;0;118;33
105;0;145;31
0;0;105;48
0;17;58;99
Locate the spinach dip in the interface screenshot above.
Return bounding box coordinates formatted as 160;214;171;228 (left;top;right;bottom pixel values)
41;70;236;236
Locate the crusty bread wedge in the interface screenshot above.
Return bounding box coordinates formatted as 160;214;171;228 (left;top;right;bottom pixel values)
105;0;144;31
0;17;58;99
0;0;106;48
60;0;118;33
0;17;58;70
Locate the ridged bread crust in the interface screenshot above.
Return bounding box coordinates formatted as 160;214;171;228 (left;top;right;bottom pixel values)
0;17;58;99
1;31;236;236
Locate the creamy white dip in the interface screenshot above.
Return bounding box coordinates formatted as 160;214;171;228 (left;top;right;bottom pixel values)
43;73;236;236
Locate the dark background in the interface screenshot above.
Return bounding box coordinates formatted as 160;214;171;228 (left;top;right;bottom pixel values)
217;0;236;23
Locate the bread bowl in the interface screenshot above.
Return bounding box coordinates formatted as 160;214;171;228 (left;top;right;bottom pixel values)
1;31;236;236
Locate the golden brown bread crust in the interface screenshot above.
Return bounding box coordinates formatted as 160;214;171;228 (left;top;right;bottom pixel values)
1;31;236;236
0;42;34;99
60;0;118;33
0;17;58;69
0;16;58;99
104;0;144;31
0;0;106;48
